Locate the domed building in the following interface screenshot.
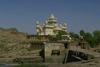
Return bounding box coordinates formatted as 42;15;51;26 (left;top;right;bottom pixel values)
36;14;68;36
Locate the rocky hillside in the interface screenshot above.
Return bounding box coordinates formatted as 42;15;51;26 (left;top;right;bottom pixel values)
0;28;31;57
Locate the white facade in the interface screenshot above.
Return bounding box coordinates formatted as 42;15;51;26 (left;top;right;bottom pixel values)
36;14;68;35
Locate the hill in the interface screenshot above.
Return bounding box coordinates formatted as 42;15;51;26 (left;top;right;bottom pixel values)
0;28;31;57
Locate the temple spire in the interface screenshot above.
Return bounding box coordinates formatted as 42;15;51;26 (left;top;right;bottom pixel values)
49;14;55;19
48;14;57;22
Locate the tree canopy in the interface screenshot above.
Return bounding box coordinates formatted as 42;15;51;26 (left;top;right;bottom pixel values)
69;30;100;48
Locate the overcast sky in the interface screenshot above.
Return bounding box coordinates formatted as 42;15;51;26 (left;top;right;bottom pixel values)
0;0;100;34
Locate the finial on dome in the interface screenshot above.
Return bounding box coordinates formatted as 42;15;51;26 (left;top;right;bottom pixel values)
36;20;39;24
64;23;67;26
50;14;55;19
48;14;56;20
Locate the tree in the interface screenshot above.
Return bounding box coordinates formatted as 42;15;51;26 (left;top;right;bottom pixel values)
80;30;85;39
56;30;68;40
79;30;94;47
84;32;95;47
57;30;67;35
69;32;79;40
93;30;100;46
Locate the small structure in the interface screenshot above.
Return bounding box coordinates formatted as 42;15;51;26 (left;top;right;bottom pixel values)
78;37;90;50
79;41;90;49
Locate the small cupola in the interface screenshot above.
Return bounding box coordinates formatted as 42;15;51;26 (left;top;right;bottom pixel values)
47;14;57;23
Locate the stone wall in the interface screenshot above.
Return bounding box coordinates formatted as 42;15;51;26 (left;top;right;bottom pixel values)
44;42;65;57
44;42;66;63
